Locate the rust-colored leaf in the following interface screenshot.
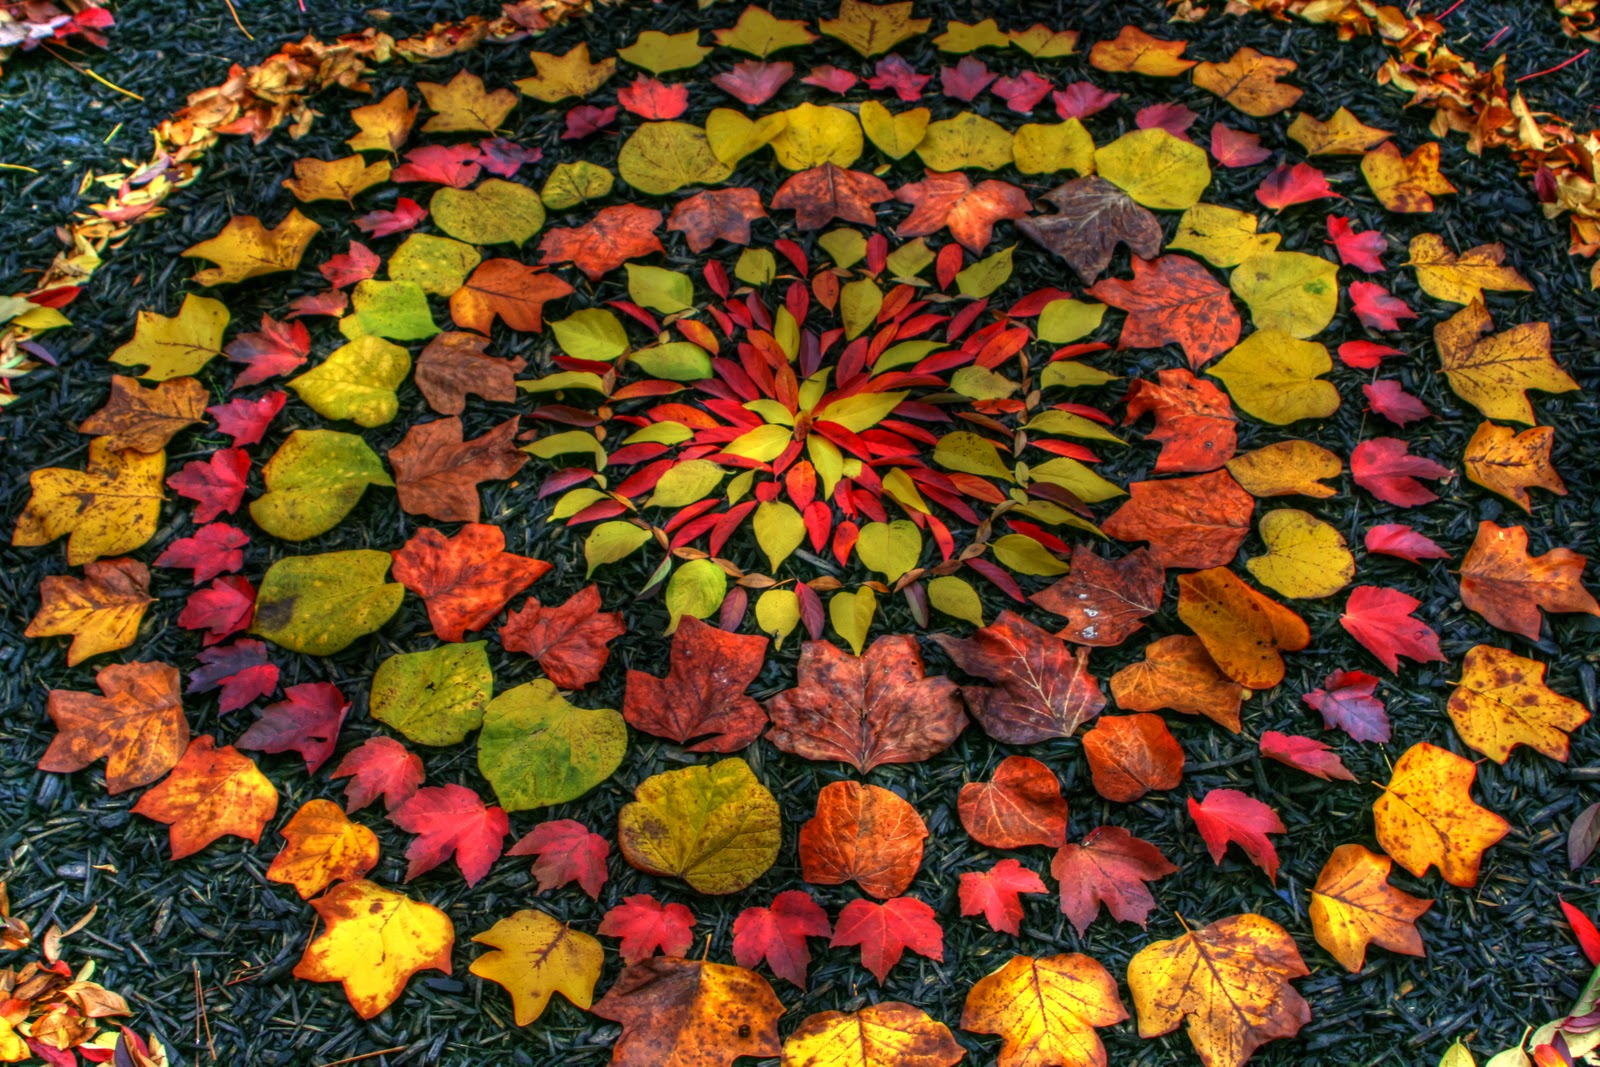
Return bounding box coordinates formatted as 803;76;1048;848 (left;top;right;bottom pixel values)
1459;520;1600;641
933;609;1106;743
772;164;893;230
624;615;770;752
667;187;767;253
414;331;527;415
1192;47;1302;116
450;259;573;335
958;755;1068;850
1017;175;1161;285
1102;470;1254;570
77;376;207;452
1082;713;1184;802
1031;545;1164;647
1110;635;1249;732
591;956;783;1067
1123;369;1237;474
131;736;277;859
895;170;1031;253
39;660;187;794
1086;255;1242;371
1051;826;1177;936
1447;644;1590;763
266;798;380;900
500;584;626;691
799;780;927;899
388;416;527;524
391;524;551;642
539;204;665;282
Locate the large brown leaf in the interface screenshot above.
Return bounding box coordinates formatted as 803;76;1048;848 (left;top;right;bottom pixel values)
1017;175;1162;284
388;416;527;523
624;616;770;752
39;661;188;794
933;610;1106;743
414;332;527;415
77;375;208;452
771;163;893;230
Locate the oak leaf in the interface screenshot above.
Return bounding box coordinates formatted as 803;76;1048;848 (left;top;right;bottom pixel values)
732;890;831;990
958;755;1068;850
1177;567;1309;689
26;558;152;665
591;957;783;1067
765;635;965;771
933;609;1106;743
131;736;277;859
1083;713;1184;802
895;170;1030;253
538;204;665;281
265;799;379;900
1434;301;1574;424
1373;742;1510;887
624;616;770;752
414;331;527;415
1192;47;1302;116
392;524;550;643
1110;634;1248;732
1448;644;1589;763
470;909;603;1026
831;896;943;983
1052;826;1178;936
1189;789;1285;881
1407;234;1532;305
667;187;767;253
1087;255;1240;370
1339;585;1445;673
390;782;509;886
1463;422;1565;513
599;895;696;964
1016;175;1161;284
292;879;453;1020
961;952;1128;1067
500;584;625;690
77;376;206;452
1309;844;1431;973
388;416;526;524
1459;521;1600;641
39;661;187;794
772;164;893;230
13;438;164;565
784;1002;963;1067
508;818;610;899
1123;368;1237;473
800;780;927;899
1361;142;1457;213
450;259;573;335
618;758;780;894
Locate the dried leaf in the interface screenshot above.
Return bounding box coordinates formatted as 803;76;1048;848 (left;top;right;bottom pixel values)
39;661;186;794
1373;742;1510;887
800;780;927;899
132;736;277;859
1448;644;1589;763
934;610;1106;743
961;952;1128;1067
958;755;1069;850
26;558;152;666
1459;520;1600;641
1310;843;1431;973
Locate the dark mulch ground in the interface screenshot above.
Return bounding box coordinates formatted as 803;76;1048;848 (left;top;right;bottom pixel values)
4;1;1600;1065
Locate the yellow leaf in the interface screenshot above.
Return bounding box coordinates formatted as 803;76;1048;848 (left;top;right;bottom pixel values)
293;880;454;1020
183;210;320;286
266;799;379;900
585;521;654;576
470;910;603;1026
1012;120;1095;176
706;108;788;167
517;43;616;103
736;247;778;286
1168;204;1280;267
1230;251;1339;337
933;17;1011;52
1095;128;1211;210
288;336;412;428
1361;142;1458;213
1447;644;1589;763
956;245;1015;297
829;586;877;654
840;277;882;339
768;103;864;171
617;29;711;74
418;69;517;133
1025;408;1124;443
1225;440;1341;498
785;1002;965;1066
12;439;163;565
1026;457;1125;505
1037;298;1106;343
1309;843;1430;973
1286;107;1391;155
1089;25;1195;76
1373;742;1510;887
916;113;1014;172
648;459;725;508
855;520;922;582
815;390;907;432
282;155;391;203
346;87;417;154
540;160;615;210
665;557;729;631
431;179;546;247
755;588;801;648
1208;330;1340;425
1192;47;1303;117
992;533;1068;576
754;500;806;572
619;120;735;194
250;429;393;541
1407;233;1532;305
962;953;1127;1067
1245;508;1354;599
928;575;984;627
818;0;930;57
1439;1042;1477;1067
24;557;152;665
617;757;781;893
934;430;1013;481
109;294;229;380
1434;301;1572;424
859;100;930;160
1009;24;1079;58
713;6;817;57
628;263;695;314
1462;421;1565;513
387;234;481;296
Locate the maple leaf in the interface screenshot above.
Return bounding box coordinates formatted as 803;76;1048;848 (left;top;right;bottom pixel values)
599;895;696;964
1255;162;1339;211
1127;913;1310;1067
1054;81;1119;119
617;75;689;120
731;890;831;989
1193;47;1302;116
713;60;794;106
1287;107;1391;155
1089;24;1194;75
469;909;603;1027
293;880;454;1020
591;957;783;1067
1016;175;1162;284
785;1003;964;1067
418;69;516;133
266;798;379;900
1464;422;1565;513
1326;215;1387;272
959;858;1048;935
182;210;320;286
1363;523;1448;565
667;187;767;254
1373;742;1510;887
1030;546;1164;649
225;314;310;386
235;681;349;774
1459;521;1600;641
1434;301;1573;425
772;163;894;230
992;70;1054;113
831;896;943;984
539;204;665;282
320;240;381;288
414;331;527;415
1083;713;1185;802
167;447;249;524
12;438;165;566
1052;825;1178;936
392;524;550;642
958;755;1068;850
1102;469;1254;570
1302;669;1390;743
799;780;927;899
1189;789;1285;881
178;575;256;646
39;661;188;794
77;376;206;453
187;640;279;714
450;258;573;335
389;783;509;886
388;416;526;524
131;736;277;859
354;197;426;237
764;635;965;771
1350;437;1451;507
1364;380;1430;426
940;55;996;100
895;171;1030;253
332;736;423;812
1340;585;1444;673
500;584;626;690
1137;101;1198;139
962;952;1128;1067
624;616;770;752
1361;141;1457;212
1260;731;1355;781
1310;843;1431;973
508;819;610;899
26;557;152;666
933;610;1106;743
1087;255;1241;370
1408;233;1532;305
1349;281;1416;331
1209;123;1271;167
210;391;287;448
1448;644;1589;763
1123;368;1237;473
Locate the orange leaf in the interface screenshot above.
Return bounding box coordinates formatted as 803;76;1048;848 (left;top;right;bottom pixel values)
894;170;1031;253
1177;567;1309;690
958;755;1068;850
771;163;893;230
539;204;665;282
799;780;927;899
1123;368;1238;474
624;615;770;752
1463;421;1565;513
388;415;528;524
1110;634;1249;732
1102;470;1254;570
391;524;551;643
1192;47;1302;117
77;375;208;452
666;187;767;253
131;736;277;859
1459;520;1600;641
932;609;1106;743
1447;644;1589;763
1360;142;1457;213
1083;713;1184;802
26;558;153;666
266;798;380;900
1309;843;1431;973
1086;255;1242;371
591;956;783;1066
1224;439;1342;498
1030;545;1164;647
1051;825;1177;936
1088;26;1195;76
449;258;574;335
39;660;187;794
1373;742;1510;887
961;952;1127;1067
501;584;626;691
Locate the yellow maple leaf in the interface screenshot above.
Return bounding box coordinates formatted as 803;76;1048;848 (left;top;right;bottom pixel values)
1434;301;1575;424
819;0;931;58
13;438;164;565
1447;644;1590;763
282;154;392;204
517;42;617;103
418;69;517;133
1361;142;1458;213
469;909;603;1026
25;558;152;665
182;210;320;287
1192;47;1303;117
712;6;817;57
617;29;712;73
110;293;230;380
346;86;417;154
1285;107;1391;155
961;953;1127;1067
1407;233;1532;304
1463;421;1566;512
1373;742;1511;887
293;880;454;1019
1309;844;1431;973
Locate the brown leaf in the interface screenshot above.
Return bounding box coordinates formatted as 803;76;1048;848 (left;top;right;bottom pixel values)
624;616;770;752
933;609;1106;743
591;957;783;1067
388;416;527;523
1459;520;1600;642
771;163;893;230
1016;175;1163;285
799;780;927;899
414;332;527;415
1110;634;1248;733
26;557;153;666
1030;546;1164;647
77;376;207;452
1192;47;1303;117
1102;469;1255;570
1082;713;1184;802
958;755;1068;850
500;584;626;690
39;661;188;794
1462;421;1565;513
666;187;768;254
539;204;665;282
450;259;574;335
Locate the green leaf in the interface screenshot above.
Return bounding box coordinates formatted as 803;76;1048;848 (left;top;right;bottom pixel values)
665;557;727;632
252;550;403;655
387;234;481;296
626;264;696;315
647;459;725;508
818;229;869;268
735;248;777;285
630;341;712;381
370;642;494;746
1038;299;1106;344
430;179;546;246
956;245;1015;298
585;521;653;576
249;429;393;541
617;121;733;196
828;586;877;655
839;278;882;339
540;161;615;210
753;500;805;572
550;308;629;361
339;281;438;342
288;336;411;428
928;575;984;627
934;430;1013;481
854;520;922;582
1041;361;1119;390
477;678;626;811
1025;409;1125;444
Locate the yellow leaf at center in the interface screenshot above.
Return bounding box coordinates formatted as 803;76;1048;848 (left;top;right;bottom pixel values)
1208;330;1340;425
1230;251;1339;337
1309;844;1431;973
293;879;454;1020
470;909;604;1026
110;293;230;381
617;757;781;894
787;1001;965;1067
266;799;379;900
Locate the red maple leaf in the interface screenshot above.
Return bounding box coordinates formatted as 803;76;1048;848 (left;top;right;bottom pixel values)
1364;523;1449;564
771;164;893;230
1053;81;1119;119
712;60;792;106
1122;368;1237;473
894;171;1031;253
1031;546;1164;648
500;584;626;690
1210;123;1271;167
391;524;550;642
168;448;250;523
830;896;943;984
563;103;618;139
155;523;249;585
1188;789;1285;882
992;71;1053;113
177;575;254;646
235;681;349;774
389;783;508;886
623;616;769;752
1364;380;1430;426
731;890;832;989
1051;826;1177;936
286;289;349;318
1086;255;1241;371
187;640;279;714
318;240;380;288
933;610;1106;743
667;187;767;254
1302;668;1390;743
1340;585;1446;673
1351;437;1451;507
331;736;423;812
801;65;857;94
208;391;287;447
507;818;609;899
1349;281;1416;332
959;858;1048;935
866;54;928;100
1326;215;1386;272
1261;731;1356;781
354;197;426;237
616;75;689;120
391;143;481;187
1256;162;1339;210
941;56;996;101
598;894;695;965
539;204;665;282
224;315;308;386
477;137;542;178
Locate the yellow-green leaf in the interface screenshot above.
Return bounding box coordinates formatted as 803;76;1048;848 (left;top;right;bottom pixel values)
110;294;230;381
250;429;393;541
540;161;615;210
1231;251;1339;338
252;550;404;655
288;336;412;428
1013;120;1095;176
754;588;801;648
665;558;728;631
478;678;626;811
618;121;734;195
928;575;984;627
754;500;806;572
340;281;438;342
585;522;653;576
648;459;725;508
371;642;494;746
855;520;922;582
627;264;695;314
828;586;877;655
1208;329;1340;425
551;308;630;361
387;234;480;297
431;180;546;247
1095;128;1211;210
617;757;781;894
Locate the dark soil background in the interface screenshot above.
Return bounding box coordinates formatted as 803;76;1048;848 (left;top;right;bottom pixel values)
4;1;1600;1065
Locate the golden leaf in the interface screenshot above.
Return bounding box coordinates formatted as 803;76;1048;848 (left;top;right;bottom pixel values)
266;799;380;899
182;210;320;287
1434;301;1574;424
12;438;164;565
282;154;392;204
1463;421;1565;512
418;69;517;133
1447;644;1589;763
1372;742;1510;887
470;909;604;1026
293;879;454;1019
818;0;931;57
1309;843;1430;972
961;953;1127;1067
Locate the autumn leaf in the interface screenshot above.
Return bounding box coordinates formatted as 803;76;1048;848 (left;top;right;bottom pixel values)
1029;545;1163;650
1089;25;1194;76
1459;520;1600;641
187;638;278;713
1052;825;1178;936
1448;644;1590;763
370;644;491;749
1016;175;1161;284
347;86;417;153
1110;634;1249;732
390;782;509;886
392;524;550;643
478;679;626;811
772;164;893;229
1373;742;1510;887
1189;789;1285;881
414;331;527;415
182;210;320;286
1087;255;1241;370
591;957;783;1067
933;610;1106;743
1407;234;1532;305
450;259;572;335
1102;469;1254;569
500;584;626;690
539;203;665;281
235;680;349;774
389;415;527;523
1287;107;1391;155
1259;731;1355;781
1309;844;1431;973
800;780;927;899
820;0;929;57
1361;142;1457;212
168;447;248;524
1245;508;1354;600
765;635;965;771
1303;668;1390;743
618;758;780;895
783;1002;963;1067
1127;913;1310;1067
418;69;517;133
831;896;943;983
667;187;767;253
1084;713;1185;802
132;736;277;859
508;818;610;899
13;438;164;565
470;909;603;1026
39;661;187;794
252;549;403;656
1177;566;1309;690
110;293;230;381
961;952;1128;1067
960;858;1048;935
265;799;379;900
732;890;831;990
26;558;152;666
1193;47;1302;116
599;894;696;964
1463;422;1565;513
77;376;206;452
895;170;1030;253
624;616;770;752
249;429;393;541
332;736;423;813
1434;302;1573;424
958;755;1068;850
1339;585;1445;674
1224;439;1341;498
292;879;454;1020
282;154;392;204
1122;369;1237;474
518;43;617;103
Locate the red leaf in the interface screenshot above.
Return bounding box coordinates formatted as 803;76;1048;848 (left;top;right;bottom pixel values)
1349;281;1416;332
1082;713;1185;802
1050;826;1177;936
959;859;1048;936
991;71;1053;113
1122;368;1237;473
539;204;665;282
389;783;508;886
286;289;349;318
1561;897;1600;968
1338;340;1403;369
1364;380;1430;426
1326;216;1386;272
1364;523;1449;564
500;584;626;690
1256;162;1339;211
933;610;1107;743
1086;255;1242;371
208;391;286;446
391;143;481;187
563;104;617;139
800;65;857;93
392;524;550;642
732;890;831;989
957;755;1068;850
866;54;928;101
624;616;769;751
830;896;943;983
177;575;254;645
894;171;1031;253
599;894;695;965
1260;730;1356;781
235;681;348;774
1351;437;1451;507
224;315;309;386
772;164;893;230
155;523;248;585
186;639;278;714
940;56;996;101
1136;102;1198;140
1210;123;1271;167
331;736;423;812
712;60;792;106
1302;668;1390;743
507;818;609;899
616;75;689;120
1340;585;1446;673
319;240;380;288
1188;789;1285;882
354;197;426;237
168;448;249;523
477;136;542;178
1053;81;1119;119
1031;546;1164;648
